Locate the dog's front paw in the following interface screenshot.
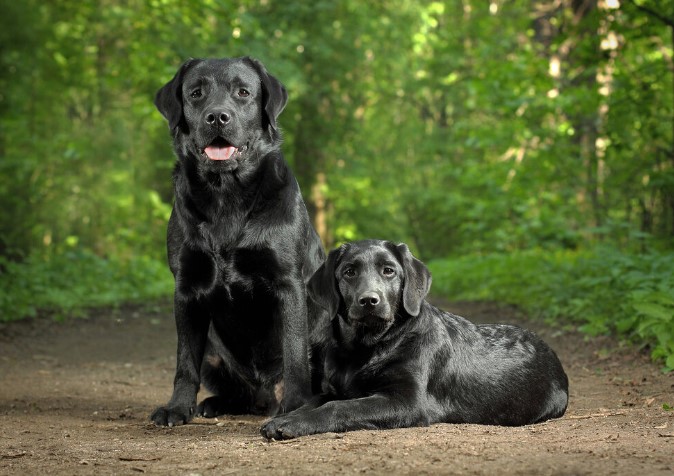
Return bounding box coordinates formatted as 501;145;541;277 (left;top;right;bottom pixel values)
260;414;314;440
261;416;294;440
150;404;194;427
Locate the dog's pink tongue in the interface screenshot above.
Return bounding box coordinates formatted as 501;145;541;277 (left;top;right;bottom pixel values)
204;146;236;161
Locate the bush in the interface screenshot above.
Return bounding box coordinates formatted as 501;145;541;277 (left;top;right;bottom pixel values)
428;247;674;371
0;249;173;321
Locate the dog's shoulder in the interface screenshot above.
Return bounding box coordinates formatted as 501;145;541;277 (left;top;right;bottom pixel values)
417;302;480;342
365;303;449;369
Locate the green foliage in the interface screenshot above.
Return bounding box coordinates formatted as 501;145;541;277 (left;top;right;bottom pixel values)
429;247;674;371
0;249;172;322
0;0;673;376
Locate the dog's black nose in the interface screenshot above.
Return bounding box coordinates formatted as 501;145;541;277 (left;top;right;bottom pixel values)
358;292;380;307
205;111;231;125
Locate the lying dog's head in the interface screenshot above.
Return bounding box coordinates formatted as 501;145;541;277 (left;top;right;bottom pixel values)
309;240;432;343
155;56;287;175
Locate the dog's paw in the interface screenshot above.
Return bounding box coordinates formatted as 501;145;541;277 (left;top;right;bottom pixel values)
196;396;227;418
260;414;314;440
260;417;295;440
150;404;194;427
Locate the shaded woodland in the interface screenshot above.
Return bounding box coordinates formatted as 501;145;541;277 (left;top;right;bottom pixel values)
1;0;672;367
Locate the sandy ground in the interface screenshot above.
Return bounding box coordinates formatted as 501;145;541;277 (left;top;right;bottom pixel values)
1;299;672;475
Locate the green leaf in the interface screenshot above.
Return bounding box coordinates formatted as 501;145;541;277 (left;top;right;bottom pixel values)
666;355;674;373
632;302;673;322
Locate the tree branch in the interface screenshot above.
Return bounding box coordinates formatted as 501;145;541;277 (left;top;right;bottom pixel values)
626;0;674;28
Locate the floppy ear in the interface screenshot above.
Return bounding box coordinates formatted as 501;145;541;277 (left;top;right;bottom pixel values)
244;57;288;134
395;243;432;317
307;246;345;319
154;58;199;132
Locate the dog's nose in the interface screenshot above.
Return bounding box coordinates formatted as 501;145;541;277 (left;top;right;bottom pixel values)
358;292;380;307
205;111;231;126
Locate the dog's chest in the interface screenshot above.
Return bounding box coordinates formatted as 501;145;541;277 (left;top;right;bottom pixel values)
325;349;379;398
196;213;245;247
177;243;281;305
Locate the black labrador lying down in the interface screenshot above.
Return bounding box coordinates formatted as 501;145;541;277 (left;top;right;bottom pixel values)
261;240;568;439
150;57;325;426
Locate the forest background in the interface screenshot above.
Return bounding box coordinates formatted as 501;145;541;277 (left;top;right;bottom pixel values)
1;0;673;370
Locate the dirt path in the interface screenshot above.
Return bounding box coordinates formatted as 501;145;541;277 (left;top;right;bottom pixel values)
1;300;672;475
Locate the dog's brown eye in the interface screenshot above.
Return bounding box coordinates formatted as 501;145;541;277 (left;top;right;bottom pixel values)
343;268;356;278
190;88;202;99
238;88;250;97
383;267;395;277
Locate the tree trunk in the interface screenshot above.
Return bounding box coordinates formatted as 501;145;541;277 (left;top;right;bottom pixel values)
311;172;329;248
568;0;602;228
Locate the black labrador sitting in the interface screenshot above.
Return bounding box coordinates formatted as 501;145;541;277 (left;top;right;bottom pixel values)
261;240;568;439
150;57;325;427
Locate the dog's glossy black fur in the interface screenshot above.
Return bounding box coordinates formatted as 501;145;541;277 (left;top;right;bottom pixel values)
150;57;325;427
261;240;568;439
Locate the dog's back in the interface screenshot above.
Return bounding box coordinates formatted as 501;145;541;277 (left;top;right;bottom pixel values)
431;307;568;426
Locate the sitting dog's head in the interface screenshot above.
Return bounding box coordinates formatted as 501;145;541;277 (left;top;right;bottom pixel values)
155;56;287;175
309;240;432;343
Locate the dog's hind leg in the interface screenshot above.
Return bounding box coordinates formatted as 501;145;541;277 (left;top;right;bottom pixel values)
197;395;249;417
197;351;254;417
